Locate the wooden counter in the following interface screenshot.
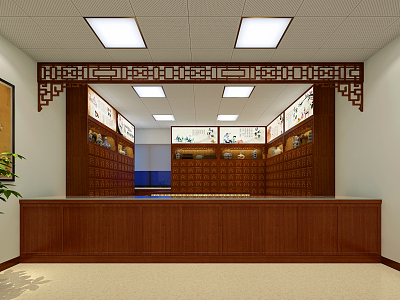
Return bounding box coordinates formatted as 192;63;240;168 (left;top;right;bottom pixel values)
20;196;381;263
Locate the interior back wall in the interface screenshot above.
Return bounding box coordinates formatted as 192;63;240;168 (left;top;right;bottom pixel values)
335;34;400;264
0;35;66;264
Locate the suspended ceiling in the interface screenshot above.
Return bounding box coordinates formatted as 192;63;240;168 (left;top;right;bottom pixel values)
1;0;399;128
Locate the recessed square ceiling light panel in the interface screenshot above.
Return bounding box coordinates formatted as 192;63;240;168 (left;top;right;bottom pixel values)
223;86;254;98
153;115;175;121
217;115;239;121
235;17;292;48
133;86;166;98
85;17;146;48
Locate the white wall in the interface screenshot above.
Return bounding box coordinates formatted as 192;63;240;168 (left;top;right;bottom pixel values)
336;35;400;263
135;129;170;144
0;35;66;263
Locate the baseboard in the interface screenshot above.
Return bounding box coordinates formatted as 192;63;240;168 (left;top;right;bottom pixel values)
0;257;20;272
20;255;381;263
382;256;400;272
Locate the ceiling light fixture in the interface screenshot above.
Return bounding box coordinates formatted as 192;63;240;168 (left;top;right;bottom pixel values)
235;17;292;48
217;115;239;121
85;17;146;48
223;86;254;98
153;115;175;121
133;86;166;98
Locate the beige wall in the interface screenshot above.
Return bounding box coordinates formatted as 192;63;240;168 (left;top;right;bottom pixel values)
336;35;400;263
0;35;66;263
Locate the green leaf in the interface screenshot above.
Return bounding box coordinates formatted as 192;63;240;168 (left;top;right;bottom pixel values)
4;190;12;198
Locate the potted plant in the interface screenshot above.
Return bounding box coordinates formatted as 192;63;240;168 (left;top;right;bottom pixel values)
0;152;25;214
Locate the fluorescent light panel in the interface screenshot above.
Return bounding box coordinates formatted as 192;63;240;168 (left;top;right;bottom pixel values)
235;17;292;48
223;86;254;98
133;86;166;98
85;18;146;48
153;115;175;121
217;115;239;121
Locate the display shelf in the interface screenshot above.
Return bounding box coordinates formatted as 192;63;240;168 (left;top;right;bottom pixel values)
219;144;265;160
67;84;135;197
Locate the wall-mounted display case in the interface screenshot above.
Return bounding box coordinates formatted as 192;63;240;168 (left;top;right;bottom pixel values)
267;114;284;143
88;87;117;131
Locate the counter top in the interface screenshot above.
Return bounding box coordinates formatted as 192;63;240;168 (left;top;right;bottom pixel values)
20;195;382;204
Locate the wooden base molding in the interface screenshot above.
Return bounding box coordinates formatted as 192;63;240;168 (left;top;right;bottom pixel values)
20;255;381;264
382;256;400;272
0;257;20;272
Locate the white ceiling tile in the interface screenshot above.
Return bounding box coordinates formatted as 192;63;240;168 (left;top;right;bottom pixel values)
239;106;266;116
189;17;241;48
169;97;195;107
350;0;400;16
243;0;304;17
275;85;312;101
310;48;365;61
164;85;194;107
0;17;59;48
130;0;188;16
12;0;80;16
219;98;247;110
136;121;160;128
231;49;275;62
142;98;171;107
99;84;137;97
71;0;135;17
113;98;146;108
354;48;381;61
88;84;113;101
251;85;287;100
296;0;362;16
106;49;152;62
63;49;113;61
278;17;345;48
128;107;154;121
149;49;192;62
172;107;196;116
20;48;72;62
194;85;222;107
0;0;27;16
217;121;237;126
270;49;319;62
191;49;233;62
158;121;177;128
188;0;245;17
137;17;190;48
367;18;400;48
32;17;104;48
322;17;398;48
218;107;243;115
146;106;173;114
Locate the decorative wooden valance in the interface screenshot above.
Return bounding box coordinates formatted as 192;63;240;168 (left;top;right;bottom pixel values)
37;62;363;112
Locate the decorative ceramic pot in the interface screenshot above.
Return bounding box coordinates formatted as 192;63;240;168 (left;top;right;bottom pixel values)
123;149;127;156
224;150;232;159
96;133;103;147
274;147;283;155
252;150;257;159
271;148;276;157
103;137;111;149
308;131;313;143
89;130;94;143
176;150;181;159
196;154;203;159
293;136;299;148
237;150;245;159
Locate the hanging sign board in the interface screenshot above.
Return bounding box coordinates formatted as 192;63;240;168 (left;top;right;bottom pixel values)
172;127;218;144
267;113;284;143
118;114;135;143
285;86;313;131
220;127;265;144
88;87;117;131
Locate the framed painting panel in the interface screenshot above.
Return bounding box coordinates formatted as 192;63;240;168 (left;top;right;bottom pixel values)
0;78;15;181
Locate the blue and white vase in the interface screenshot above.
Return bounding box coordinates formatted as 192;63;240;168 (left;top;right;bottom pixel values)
224;150;232;159
293;136;299;148
271;148;275;157
88;130;93;143
103;137;111;149
252;150;257;159
308;131;313;143
96;133;103;147
176;150;181;159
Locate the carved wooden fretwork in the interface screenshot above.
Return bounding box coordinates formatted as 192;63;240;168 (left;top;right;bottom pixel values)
37;63;364;112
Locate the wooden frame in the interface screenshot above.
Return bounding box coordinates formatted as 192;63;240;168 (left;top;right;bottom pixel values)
36;62;364;112
0;78;15;181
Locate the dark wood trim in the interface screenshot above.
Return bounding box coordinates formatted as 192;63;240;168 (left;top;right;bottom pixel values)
20;255;381;264
382;256;400;272
0;257;19;272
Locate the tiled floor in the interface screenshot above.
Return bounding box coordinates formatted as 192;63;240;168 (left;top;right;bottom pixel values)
1;263;400;299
